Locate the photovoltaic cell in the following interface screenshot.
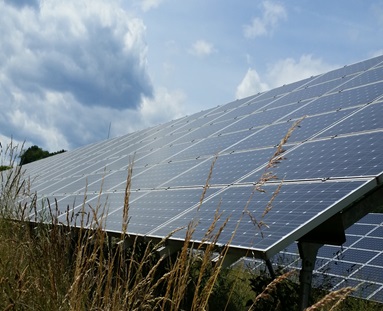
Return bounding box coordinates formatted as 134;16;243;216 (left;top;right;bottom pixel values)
150;180;369;252
243;131;383;182
318;102;383;137
333;65;383;91
254;76;315;101
279;82;383;120
304;55;383;85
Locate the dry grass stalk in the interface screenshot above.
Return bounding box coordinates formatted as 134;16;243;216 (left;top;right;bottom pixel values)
198;154;218;211
305;286;355;311
122;155;134;235
244;117;305;237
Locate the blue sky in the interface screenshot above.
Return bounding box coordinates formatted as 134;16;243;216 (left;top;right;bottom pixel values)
1;0;383;152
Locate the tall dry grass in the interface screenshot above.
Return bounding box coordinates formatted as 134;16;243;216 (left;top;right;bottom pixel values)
0;121;366;311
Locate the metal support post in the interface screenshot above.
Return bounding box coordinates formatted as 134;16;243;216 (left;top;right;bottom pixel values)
298;241;322;311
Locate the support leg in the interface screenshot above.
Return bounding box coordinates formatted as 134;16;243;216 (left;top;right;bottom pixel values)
298;241;322;311
265;259;276;279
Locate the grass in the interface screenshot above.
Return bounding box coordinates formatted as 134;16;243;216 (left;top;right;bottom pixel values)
1;123;382;310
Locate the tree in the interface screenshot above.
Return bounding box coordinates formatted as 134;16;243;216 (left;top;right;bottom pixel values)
19;145;66;165
0;165;12;171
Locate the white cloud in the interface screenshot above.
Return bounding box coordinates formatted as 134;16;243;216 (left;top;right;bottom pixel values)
0;0;157;151
236;55;336;99
0;0;152;111
236;68;269;99
189;40;216;57
266;55;336;87
140;0;164;12
111;87;187;136
138;87;186;126
244;1;287;38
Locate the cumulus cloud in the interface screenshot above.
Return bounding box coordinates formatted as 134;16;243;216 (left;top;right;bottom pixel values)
0;0;152;110
236;55;336;99
236;68;269;99
140;0;164;12
139;87;186;125
189;40;216;57
244;1;287;38
266;55;336;87
0;0;161;151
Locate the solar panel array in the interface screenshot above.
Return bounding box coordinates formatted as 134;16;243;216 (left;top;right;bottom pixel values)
243;213;383;303
20;55;383;260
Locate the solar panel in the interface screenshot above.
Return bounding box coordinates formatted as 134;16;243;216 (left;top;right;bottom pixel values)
245;213;383;303
18;54;383;267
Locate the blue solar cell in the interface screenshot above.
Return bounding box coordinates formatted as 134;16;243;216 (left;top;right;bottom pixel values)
216;103;302;135
340;249;379;264
169;131;253;160
215;116;259;133
133;141;193;165
333;66;383;91
182;112;226;129
268;77;354;109
163;148;276;187
370;288;383;304
178;119;236;141
272;252;300;266
232;109;354;151
104;169;139;191
280;82;383;120
139;132;186;150
353;237;383;251
220;103;264;119
254;76;315;101
151;180;367;251
243;131;383;182
317;245;344;260
305;55;383;85
332;278;382;301
232;124;293;150
213;94;260;113
368;226;383;238
104;188;219;234
318;102;383;137
93;156;131;173
356;213;383;225
318;260;361;277
353;265;383;283
312;274;345;290
369;254;383;266
152;160;213;188
129;159;206;189
342;235;361;247
32;193;106;227
345;224;377;236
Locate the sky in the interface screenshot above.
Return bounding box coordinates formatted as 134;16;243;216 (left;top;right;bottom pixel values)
1;0;383;152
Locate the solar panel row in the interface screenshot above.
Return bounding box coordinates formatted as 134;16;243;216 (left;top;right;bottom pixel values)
19;55;383;264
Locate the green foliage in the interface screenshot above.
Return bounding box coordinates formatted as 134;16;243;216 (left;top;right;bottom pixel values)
248;269;299;310
0;165;12;171
19;145;66;165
